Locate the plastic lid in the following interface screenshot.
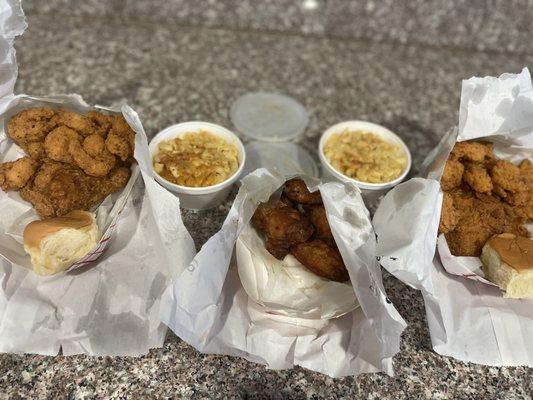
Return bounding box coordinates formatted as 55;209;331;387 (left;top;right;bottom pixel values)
230;92;308;142
242;142;318;178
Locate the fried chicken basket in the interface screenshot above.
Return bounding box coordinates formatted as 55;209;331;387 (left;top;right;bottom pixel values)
0;95;140;273
372;68;533;367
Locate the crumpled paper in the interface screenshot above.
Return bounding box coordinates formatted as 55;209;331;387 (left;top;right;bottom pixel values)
373;68;533;367
0;0;196;355
160;169;406;377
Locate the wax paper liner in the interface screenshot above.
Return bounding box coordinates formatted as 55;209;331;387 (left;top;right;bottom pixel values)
373;68;533;366
0;0;196;355
160;169;406;378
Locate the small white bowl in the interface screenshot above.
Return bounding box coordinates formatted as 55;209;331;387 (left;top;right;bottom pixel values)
149;121;246;210
318;121;411;200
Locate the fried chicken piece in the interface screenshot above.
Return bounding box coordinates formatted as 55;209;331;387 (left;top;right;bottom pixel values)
444;189;526;256
69;134;116;177
307;205;334;242
441;159;464;191
0;157;38;191
251;196;292;231
105;115;135;162
7;108;57;159
44;126;81;163
265;240;290;259
463;163;493;193
291;240;349;282
283;179;322;205
451;141;494;163
438;192;457;234
263;207;314;249
87;111;113;137
491;159;528;206
19;161;130;217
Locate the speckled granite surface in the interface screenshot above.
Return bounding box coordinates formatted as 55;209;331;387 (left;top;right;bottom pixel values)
1;1;532;399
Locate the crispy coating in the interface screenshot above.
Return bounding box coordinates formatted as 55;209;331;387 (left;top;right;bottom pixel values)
283;179;322;205
463;163;493;193
87;111;113;137
441;159;464;191
291;240;349;282
53;109;95;136
69;135;116;177
438;192;457;234
451;141;494;163
0;157;38;191
263;207;314;250
7;108;57;160
19;161;130;218
439;141;531;256
251;196;292;231
105;115;135;162
44;126;80;163
308;205;334;242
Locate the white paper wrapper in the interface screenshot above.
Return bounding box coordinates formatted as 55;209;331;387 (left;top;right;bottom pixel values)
374;68;533;367
160;169;406;377
0;1;196;355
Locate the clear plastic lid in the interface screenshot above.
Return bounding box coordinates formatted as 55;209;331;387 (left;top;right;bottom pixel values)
242;142;318;178
230;92;308;142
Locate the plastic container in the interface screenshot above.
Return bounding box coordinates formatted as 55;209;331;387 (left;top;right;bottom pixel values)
318;120;411;201
149;121;246;210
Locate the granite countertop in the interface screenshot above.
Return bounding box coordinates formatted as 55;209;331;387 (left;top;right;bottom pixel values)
1;1;532;398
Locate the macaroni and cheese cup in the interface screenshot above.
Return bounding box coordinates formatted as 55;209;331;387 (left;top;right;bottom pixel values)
318;121;411;202
149;121;246;210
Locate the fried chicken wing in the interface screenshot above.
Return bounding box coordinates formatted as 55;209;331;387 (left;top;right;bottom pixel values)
441;158;464;191
291;240;349;282
263;207;314;249
251;196;292;231
0;157;38;191
307;205;334;242
283;179;322;205
44;126;80;163
19;161;130;218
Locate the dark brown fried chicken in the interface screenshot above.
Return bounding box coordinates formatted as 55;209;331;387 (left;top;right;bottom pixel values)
283;178;322;205
291;240;349;282
1;107;135;217
251;179;349;282
439;141;531;256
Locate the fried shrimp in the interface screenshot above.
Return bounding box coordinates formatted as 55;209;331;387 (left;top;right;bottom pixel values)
44;126;80;163
105;115;135;162
53;109;95;136
7;108;57;159
87;111;112;137
69;134;116;177
0;157;38;191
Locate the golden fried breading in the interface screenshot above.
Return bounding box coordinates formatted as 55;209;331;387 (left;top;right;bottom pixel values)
69;135;116;177
53;109;96;137
439;141;531;257
283;179;322;205
308;205;334;242
44;126;80;163
0;157;38;191
105;115;136;162
7;108;57;160
441;159;464;191
19;161;130;218
451;141;494;163
87;111;113;137
463;163;493;193
438;192;457;234
291;240;349;282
